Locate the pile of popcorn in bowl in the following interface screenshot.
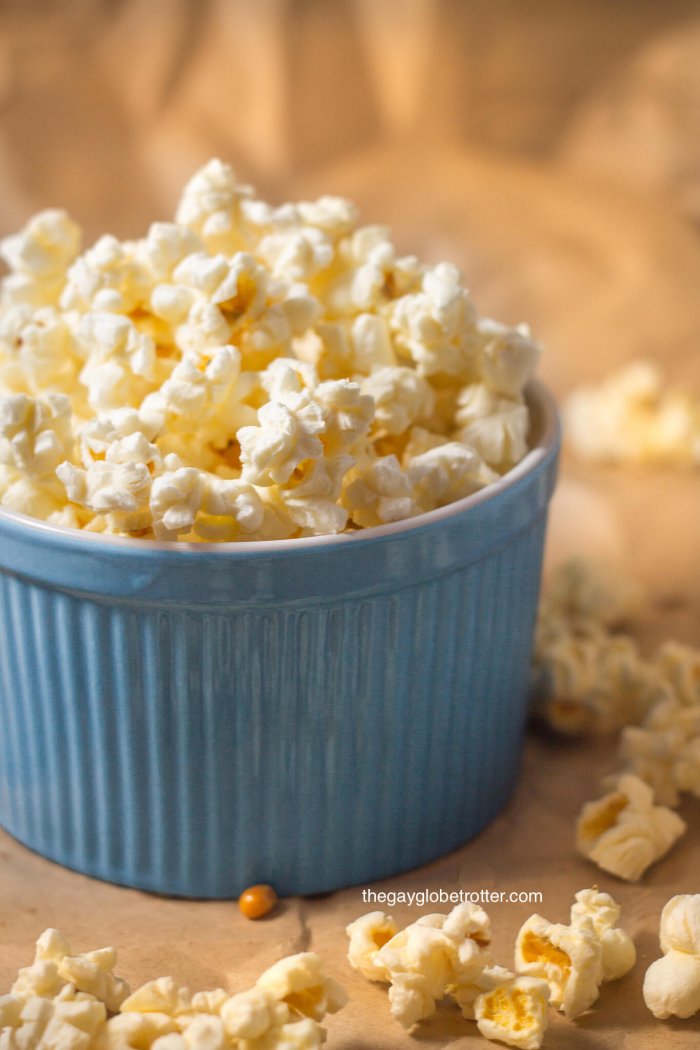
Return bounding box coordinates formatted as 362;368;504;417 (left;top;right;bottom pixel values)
0;159;541;542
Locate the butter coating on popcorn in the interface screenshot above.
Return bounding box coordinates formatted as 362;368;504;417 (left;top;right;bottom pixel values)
0;160;541;541
575;774;686;881
644;895;700;1020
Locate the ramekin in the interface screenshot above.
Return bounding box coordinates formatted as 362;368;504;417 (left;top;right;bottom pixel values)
0;380;560;898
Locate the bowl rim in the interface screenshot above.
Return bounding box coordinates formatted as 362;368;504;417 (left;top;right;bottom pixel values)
0;378;560;554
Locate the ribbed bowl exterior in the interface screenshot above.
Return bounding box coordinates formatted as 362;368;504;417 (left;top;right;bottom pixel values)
0;385;559;898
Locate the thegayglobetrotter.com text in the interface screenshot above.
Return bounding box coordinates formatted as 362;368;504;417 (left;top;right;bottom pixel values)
360;888;543;907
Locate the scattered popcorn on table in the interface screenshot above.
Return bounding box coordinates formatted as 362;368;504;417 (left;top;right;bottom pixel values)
531;558;663;736
474;975;550;1050
643;895;700;1020
514;887;634;1018
346;902;493;1028
107;953;346;1050
564;360;700;467
1;932;345;1050
0;159;542;540
576;774;686;881
11;929;129;1013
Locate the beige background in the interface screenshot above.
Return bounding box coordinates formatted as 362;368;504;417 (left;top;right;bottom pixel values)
1;2;700;1046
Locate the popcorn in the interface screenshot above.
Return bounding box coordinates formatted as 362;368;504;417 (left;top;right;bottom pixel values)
1;209;81;307
389;263;478;378
75;313;156;413
564;361;700;467
576;774;686;881
474;975;550;1050
139;225;204;283
254;952;347;1023
258;227;334;282
0;160;541;540
273;456;351;536
569;888;636;981
149;468;205;540
0;393;73;479
57;442;157;535
0;306;80;396
3;932;346;1050
532;559;665;737
536;633;667;737
108;954;345;1050
453;383;529;472
345;912;399;981
514;913;602;1017
644;951;700;1021
477;320;541;400
514;888;634;1025
238;396;325;488
408;442;497;512
360;367;434;436
10;928;130;1013
61;236;152;315
449;964;514;1020
312;379;373;455
644;896;700;1020
1;991;107;1050
342;454;421;528
656;641;700;707
660;895;700;956
175;159;253;255
347;903;493;1029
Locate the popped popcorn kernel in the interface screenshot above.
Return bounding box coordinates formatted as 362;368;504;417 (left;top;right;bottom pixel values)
474;975;549;1050
644;896;700;1020
1;209;81;307
0;160;542;540
515;912;603;1018
346;912;398;982
569;888;636;981
576;774;686;881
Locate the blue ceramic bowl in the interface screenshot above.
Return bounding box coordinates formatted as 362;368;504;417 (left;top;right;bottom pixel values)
0;381;559;898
